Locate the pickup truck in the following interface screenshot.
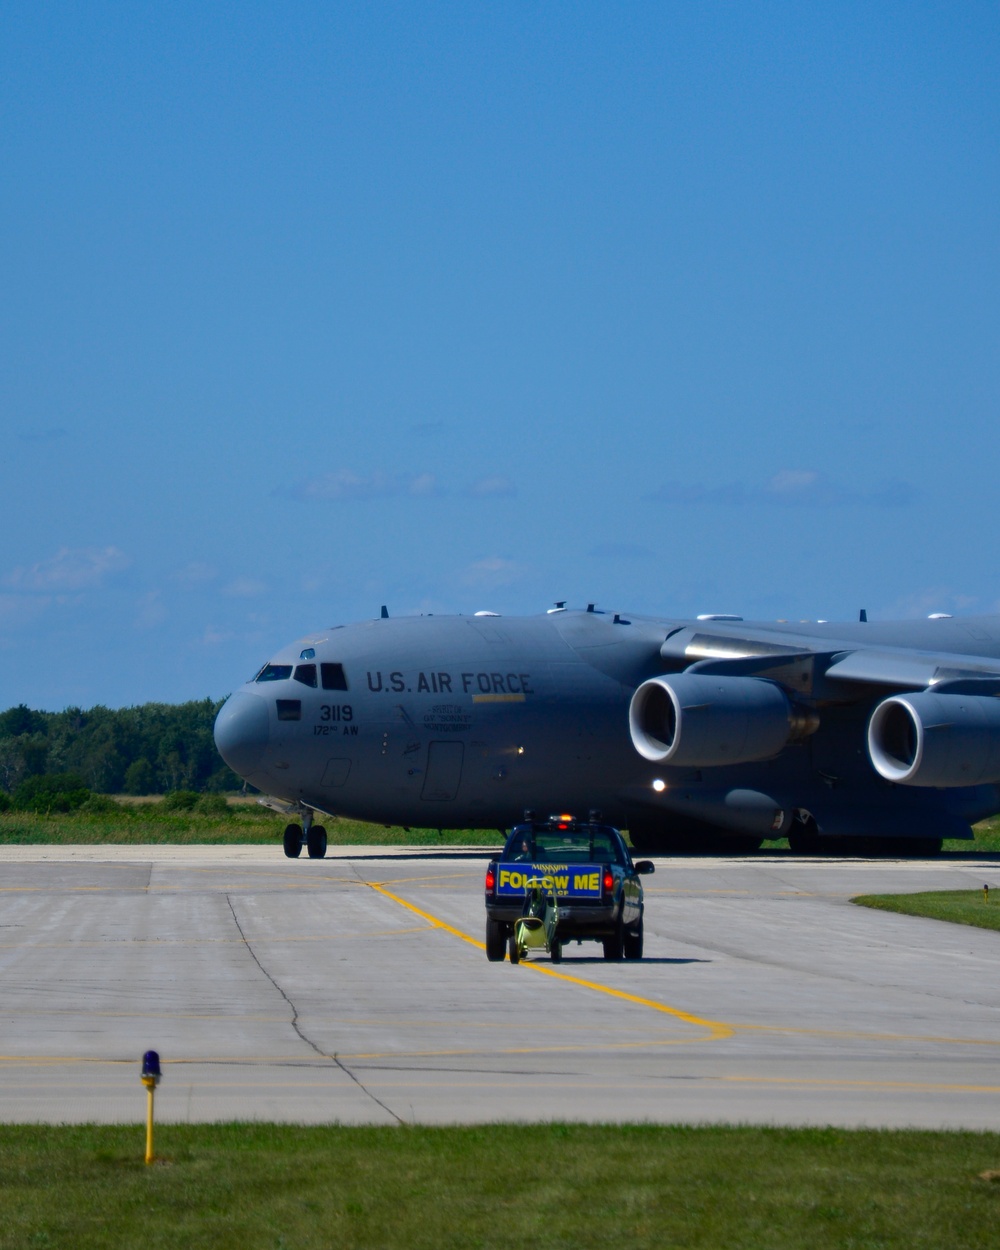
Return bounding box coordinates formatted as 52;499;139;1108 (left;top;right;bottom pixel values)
484;815;654;962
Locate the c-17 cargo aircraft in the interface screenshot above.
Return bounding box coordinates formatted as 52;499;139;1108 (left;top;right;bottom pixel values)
213;603;1000;857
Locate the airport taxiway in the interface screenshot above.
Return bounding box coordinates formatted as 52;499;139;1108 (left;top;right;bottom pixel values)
2;845;1000;1127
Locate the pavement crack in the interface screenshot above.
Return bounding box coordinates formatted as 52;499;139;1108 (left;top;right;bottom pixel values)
224;894;403;1124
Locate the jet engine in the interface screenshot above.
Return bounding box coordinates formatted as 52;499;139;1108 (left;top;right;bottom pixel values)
867;690;1000;786
629;673;804;767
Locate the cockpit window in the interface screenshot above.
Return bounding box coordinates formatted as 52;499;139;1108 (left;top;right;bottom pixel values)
255;664;293;682
300;648;316;660
294;664;317;687
321;663;348;691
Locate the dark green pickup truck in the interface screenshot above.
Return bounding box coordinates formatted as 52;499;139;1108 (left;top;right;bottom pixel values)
484;815;655;963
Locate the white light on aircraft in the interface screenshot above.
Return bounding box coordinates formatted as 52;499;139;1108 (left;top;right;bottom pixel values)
652;778;666;792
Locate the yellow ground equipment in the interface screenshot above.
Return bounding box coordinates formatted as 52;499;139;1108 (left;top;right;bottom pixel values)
510;876;563;963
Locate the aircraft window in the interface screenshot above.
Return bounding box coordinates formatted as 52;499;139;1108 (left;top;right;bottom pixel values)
255;664;293;682
294;664;317;687
300;647;316;659
321;663;349;691
276;699;301;721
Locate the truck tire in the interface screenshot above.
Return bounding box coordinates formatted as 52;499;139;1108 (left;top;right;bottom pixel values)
603;916;624;961
624;916;643;960
486;918;506;962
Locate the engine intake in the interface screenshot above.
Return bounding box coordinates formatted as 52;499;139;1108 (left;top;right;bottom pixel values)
868;691;1000;786
629;673;801;767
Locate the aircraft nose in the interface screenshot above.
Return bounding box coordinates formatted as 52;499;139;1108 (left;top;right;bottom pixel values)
214;691;270;776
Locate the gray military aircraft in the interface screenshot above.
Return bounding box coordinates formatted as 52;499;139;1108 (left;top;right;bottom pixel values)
213;603;1000;857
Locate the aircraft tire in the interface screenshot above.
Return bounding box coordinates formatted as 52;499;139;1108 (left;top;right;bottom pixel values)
283;825;302;858
624;917;643;960
307;825;327;858
508;934;520;964
485;918;506;962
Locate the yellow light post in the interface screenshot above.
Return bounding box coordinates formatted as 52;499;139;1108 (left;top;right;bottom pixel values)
141;1050;161;1165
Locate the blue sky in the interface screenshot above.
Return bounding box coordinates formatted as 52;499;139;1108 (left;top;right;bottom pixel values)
2;2;998;710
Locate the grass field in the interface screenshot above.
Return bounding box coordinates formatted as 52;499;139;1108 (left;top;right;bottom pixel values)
3;1123;1000;1249
2;798;1000;852
0;797;503;847
853;889;1000;932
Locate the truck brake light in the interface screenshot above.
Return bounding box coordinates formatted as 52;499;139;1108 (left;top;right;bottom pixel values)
602;870;614;893
485;868;496;891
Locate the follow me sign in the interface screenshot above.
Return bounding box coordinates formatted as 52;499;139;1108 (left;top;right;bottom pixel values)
496;863;603;898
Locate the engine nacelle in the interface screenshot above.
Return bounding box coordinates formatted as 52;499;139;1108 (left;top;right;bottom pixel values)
629;673;796;767
868;691;1000;786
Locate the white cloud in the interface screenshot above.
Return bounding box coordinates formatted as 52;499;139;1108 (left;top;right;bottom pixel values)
0;593;51;629
651;470;917;509
409;472;438;496
279;469;441;500
200;626;236;645
468;475;516;498
5;546;131;592
590;541;652;559
172;561;218;589
135;591;167;629
767;469;820;497
461;557;522;588
221;577;269;598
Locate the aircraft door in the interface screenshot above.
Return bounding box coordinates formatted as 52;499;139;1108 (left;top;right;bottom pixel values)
420;741;464;801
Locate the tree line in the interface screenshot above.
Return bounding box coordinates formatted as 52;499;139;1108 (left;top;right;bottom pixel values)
0;700;239;795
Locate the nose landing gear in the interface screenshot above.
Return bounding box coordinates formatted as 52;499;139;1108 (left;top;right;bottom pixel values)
282;810;328;858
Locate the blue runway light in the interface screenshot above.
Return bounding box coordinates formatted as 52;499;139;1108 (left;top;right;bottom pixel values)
142;1050;161;1080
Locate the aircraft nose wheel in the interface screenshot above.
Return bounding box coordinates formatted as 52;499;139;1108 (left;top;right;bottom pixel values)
283;824;302;858
307;825;327;858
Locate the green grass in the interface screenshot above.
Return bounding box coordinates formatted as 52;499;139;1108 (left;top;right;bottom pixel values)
2;798;1000;852
3;1123;1000;1249
0;797;502;847
853;889;1000;932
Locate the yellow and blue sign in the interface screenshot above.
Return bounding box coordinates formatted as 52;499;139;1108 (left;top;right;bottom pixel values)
496;862;603;898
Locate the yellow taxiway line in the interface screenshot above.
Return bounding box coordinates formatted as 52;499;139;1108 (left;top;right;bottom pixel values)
367;881;733;1042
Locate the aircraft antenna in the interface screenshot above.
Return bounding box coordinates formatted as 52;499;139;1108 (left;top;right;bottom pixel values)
380;605;389;619
859;608;868;623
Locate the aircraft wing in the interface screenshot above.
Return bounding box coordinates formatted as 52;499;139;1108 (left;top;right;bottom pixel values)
652;620;1000;696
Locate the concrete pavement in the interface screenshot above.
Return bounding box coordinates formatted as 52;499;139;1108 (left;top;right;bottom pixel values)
2;846;1000;1127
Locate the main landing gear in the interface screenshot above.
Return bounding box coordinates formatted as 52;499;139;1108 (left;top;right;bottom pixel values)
283;811;327;859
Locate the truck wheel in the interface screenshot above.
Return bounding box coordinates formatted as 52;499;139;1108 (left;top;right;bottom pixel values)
603;918;624;961
624;917;643;960
550;940;562;963
283;825;302;858
486;918;506;962
508;933;521;964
